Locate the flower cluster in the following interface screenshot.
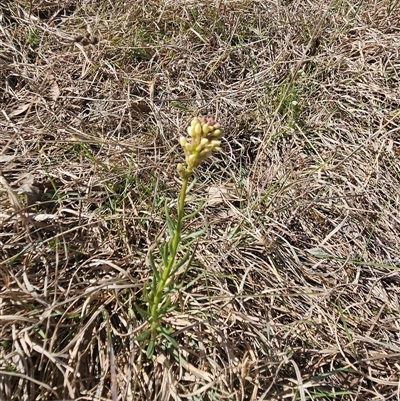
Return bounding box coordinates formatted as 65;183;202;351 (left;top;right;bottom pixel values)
178;117;223;178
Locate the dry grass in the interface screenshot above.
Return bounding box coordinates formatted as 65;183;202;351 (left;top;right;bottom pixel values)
1;0;400;400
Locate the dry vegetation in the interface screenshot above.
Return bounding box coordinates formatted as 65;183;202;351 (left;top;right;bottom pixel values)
1;0;400;400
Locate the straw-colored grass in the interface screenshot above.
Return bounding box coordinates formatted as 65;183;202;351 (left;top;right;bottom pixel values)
1;0;399;400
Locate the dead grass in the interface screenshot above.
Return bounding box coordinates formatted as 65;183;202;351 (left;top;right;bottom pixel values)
1;0;400;400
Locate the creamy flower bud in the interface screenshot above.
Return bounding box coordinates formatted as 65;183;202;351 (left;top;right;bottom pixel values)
177;163;186;178
202;137;209;144
202;123;211;134
180;136;187;147
187;126;195;137
191;118;200;128
188;154;196;166
199;149;212;158
194;123;202;136
210;140;221;148
197;137;209;150
209;129;222;139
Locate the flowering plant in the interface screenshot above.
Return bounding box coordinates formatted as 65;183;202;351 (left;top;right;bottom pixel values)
141;117;223;356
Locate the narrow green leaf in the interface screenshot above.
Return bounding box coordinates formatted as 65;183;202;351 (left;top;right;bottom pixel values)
170;248;191;276
135;329;151;342
165;305;177;314
134;302;149;320
182;241;199;277
156;300;171;316
174;281;184;290
160;331;178;348
162;242;169;266
182;201;206;221
170;243;199;286
164;200;175;237
186;176;197;193
148;251;160;282
181;226;207;241
143;281;149;300
161;325;174;335
150;279;157;303
146;340;155;358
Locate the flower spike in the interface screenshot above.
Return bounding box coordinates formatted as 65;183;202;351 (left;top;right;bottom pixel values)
178;116;224;178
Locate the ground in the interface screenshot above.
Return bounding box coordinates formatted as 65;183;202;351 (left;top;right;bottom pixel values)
1;0;400;400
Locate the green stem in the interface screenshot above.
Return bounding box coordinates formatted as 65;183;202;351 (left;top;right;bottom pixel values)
149;172;190;340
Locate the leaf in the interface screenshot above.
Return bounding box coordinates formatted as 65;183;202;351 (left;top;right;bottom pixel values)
206;183;241;206
161;242;169;266
0;155;15;163
180;226;207;241
156;303;171;318
149;278;157;304
18;183;41;205
148;251;160;282
9;103;31;118
160;330;178;348
161;326;174;335
17;173;42;206
48;79;60;101
306;248;331;257
26;213;58;222
170;248;191;275
134;303;149;321
182;200;206;221
182;241;199;277
130;101;151;113
164;200;175;237
165;304;177;314
142;281;150;304
186;176;197;193
0;175;22;210
146;340;155;358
